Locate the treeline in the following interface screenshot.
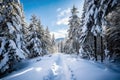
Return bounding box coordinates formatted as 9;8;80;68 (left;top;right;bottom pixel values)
0;0;55;75
63;0;120;63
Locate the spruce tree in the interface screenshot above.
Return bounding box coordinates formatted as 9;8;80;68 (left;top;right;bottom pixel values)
37;19;47;55
64;6;80;54
0;0;26;74
79;0;118;62
43;27;52;53
51;34;56;53
26;15;42;58
105;1;120;62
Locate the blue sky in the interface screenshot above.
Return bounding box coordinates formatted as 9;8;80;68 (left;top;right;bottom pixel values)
20;0;84;39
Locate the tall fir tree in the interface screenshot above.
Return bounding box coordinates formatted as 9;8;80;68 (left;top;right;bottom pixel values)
37;19;48;55
79;0;118;62
43;27;52;53
26;15;42;58
64;5;80;54
51;34;56;53
0;0;26;74
105;1;120;62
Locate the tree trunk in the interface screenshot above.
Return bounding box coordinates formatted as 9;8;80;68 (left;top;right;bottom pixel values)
101;36;104;62
94;36;97;61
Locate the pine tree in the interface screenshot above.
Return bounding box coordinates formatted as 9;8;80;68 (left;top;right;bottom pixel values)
79;0;118;62
37;19;47;55
43;27;52;53
51;34;56;53
105;1;120;62
57;40;64;53
0;0;26;74
26;15;42;58
64;5;80;54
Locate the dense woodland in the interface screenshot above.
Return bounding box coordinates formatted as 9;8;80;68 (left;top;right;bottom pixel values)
0;0;120;76
62;0;120;63
0;0;55;75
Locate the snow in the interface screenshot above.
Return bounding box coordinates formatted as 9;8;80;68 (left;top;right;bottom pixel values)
0;38;9;72
7;22;15;34
0;53;9;72
13;3;22;17
8;67;34;78
16;34;22;48
1;53;120;80
111;0;117;7
12;20;21;31
94;8;98;24
104;49;110;56
0;38;6;54
51;62;60;75
9;40;25;59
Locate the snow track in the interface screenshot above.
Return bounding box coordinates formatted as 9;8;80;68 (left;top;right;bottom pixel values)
1;53;120;80
43;54;71;80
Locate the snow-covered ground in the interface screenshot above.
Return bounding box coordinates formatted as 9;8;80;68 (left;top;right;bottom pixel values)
1;53;120;80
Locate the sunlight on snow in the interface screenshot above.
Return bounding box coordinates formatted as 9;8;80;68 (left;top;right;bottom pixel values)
67;58;76;62
34;67;42;72
9;67;34;78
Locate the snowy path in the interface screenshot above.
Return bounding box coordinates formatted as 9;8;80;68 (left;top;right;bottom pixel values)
2;53;120;80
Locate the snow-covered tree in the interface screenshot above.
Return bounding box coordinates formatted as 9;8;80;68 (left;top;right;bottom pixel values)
26;15;42;58
38;20;46;54
0;0;26;74
105;2;120;62
64;5;80;54
79;0;118;62
43;27;52;53
57;40;63;53
51;34;55;46
51;34;57;53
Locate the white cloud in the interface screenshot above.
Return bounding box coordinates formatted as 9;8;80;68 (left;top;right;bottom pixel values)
56;8;71;26
58;8;71;17
57;8;61;12
56;17;69;25
50;29;67;39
